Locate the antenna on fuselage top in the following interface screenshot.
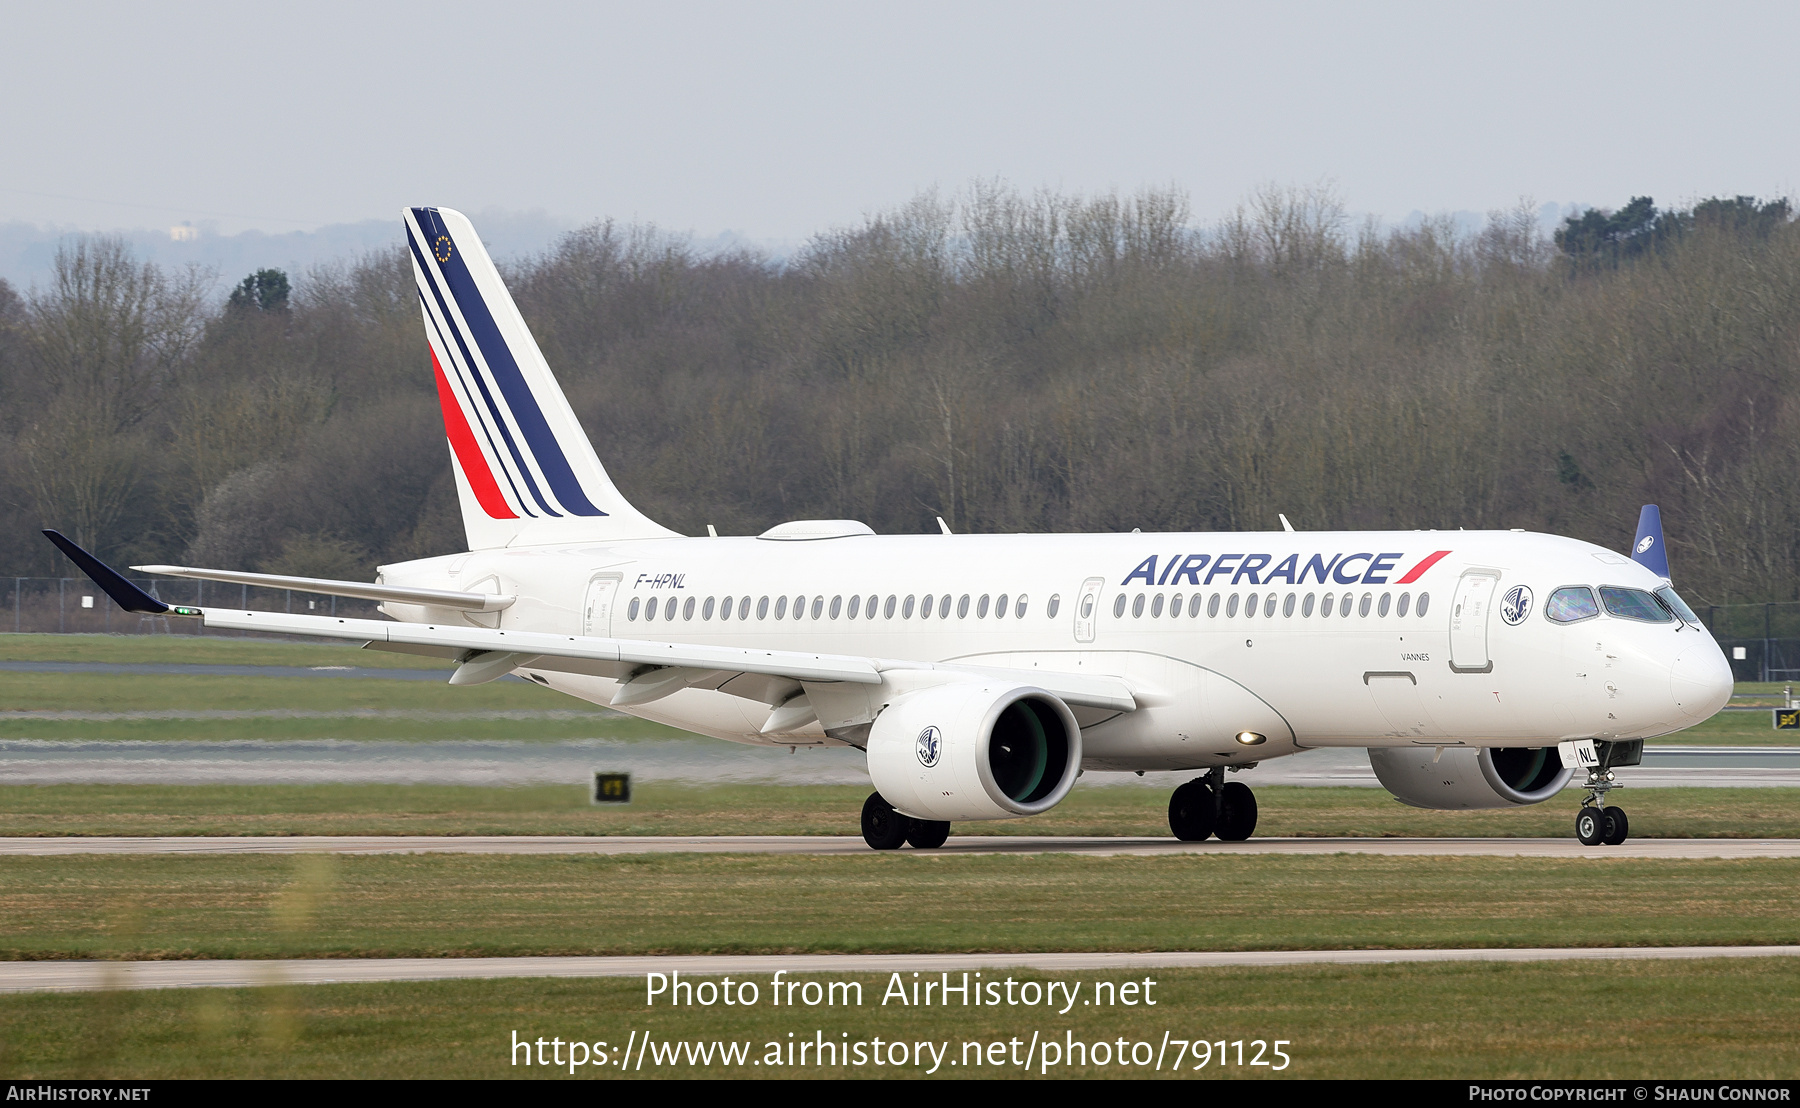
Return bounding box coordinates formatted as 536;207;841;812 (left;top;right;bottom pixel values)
1279;514;1296;532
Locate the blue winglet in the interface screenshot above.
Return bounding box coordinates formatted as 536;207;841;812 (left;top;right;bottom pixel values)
1629;505;1671;579
41;530;172;614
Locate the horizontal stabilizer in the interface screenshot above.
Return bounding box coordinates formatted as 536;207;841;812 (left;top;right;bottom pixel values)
131;564;514;613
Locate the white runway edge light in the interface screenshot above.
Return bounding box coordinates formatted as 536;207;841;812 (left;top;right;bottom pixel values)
1235;731;1268;746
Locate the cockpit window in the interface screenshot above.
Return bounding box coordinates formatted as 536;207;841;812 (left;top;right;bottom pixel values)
1600;586;1673;623
1655;586;1702;626
1546;586;1599;623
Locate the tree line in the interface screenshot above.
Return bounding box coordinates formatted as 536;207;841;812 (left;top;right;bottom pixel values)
1;183;1796;605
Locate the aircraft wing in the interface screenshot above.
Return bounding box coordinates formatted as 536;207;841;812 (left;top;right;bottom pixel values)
46;529;1137;714
48;530;1131;712
191;606;1137;712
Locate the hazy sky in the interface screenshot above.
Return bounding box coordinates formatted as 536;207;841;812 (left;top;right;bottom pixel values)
3;1;1796;241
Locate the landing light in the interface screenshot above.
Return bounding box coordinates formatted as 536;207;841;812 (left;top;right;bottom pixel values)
1235;731;1267;746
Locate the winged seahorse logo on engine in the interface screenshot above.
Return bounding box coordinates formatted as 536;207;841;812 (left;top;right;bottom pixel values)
916;726;943;768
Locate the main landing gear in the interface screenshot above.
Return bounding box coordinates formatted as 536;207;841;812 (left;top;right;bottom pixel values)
1168;767;1258;842
1574;768;1629;847
861;792;951;850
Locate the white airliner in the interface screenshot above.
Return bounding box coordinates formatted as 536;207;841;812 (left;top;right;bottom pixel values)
47;206;1735;850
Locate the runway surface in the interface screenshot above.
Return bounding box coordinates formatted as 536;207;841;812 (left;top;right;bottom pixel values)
3;740;1797;787
4;834;1798;858
6;945;1798;994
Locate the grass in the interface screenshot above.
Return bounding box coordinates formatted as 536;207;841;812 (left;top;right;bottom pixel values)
0;672;594;715
0;632;452;669
3;960;1799;1079
0;782;1796;838
3;852;1800;960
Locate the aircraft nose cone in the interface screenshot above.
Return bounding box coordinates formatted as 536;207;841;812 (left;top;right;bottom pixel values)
1670;643;1733;719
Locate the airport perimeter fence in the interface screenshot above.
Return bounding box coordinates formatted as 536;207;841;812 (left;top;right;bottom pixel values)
3;576;1797;679
2;577;383;639
1703;602;1800;683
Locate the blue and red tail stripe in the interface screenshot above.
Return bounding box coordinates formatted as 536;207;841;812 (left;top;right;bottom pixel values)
407;207;606;519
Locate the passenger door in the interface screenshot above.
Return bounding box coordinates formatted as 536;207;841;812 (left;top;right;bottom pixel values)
1074;577;1105;643
1449;571;1500;673
582;575;622;637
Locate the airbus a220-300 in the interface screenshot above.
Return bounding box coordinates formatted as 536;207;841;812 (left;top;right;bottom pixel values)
48;207;1735;850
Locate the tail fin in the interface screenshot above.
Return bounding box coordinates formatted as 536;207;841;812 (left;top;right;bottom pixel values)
1631;504;1670;578
404;206;677;548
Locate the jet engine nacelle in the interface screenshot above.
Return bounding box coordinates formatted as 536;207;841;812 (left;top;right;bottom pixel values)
866;682;1081;822
1368;746;1573;810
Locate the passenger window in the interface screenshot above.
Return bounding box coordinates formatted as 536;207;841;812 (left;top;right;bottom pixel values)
977;594;990;618
1282;593;1295;618
1150;594;1164;618
1321;591;1334;615
1339;594;1352;617
1377;593;1390;617
921;595;935;619
1417;592;1431;617
702;597;715;620
1169;592;1182;618
994;594;1007;618
1017;595;1030;618
1302;592;1315;617
1600;586;1671;622
628;598;641;621
1114;594;1127;618
795;595;808;619
1243;592;1257;618
1263;594;1276;618
957;594;971;618
903;595;916;619
1188;594;1202;617
941;594;953;619
645;597;658;620
1043;595;1055;618
847;595;860;619
1132;594;1145;618
740;597;752;620
1208;593;1221;618
774;596;788;619
756;596;769;620
719;596;733;620
681;597;694;620
1547;586;1600;623
1396;592;1411;617
667;598;680;621
1226;594;1240;617
885;595;897;619
1357;593;1370;618
812;596;825;620
828;595;842;619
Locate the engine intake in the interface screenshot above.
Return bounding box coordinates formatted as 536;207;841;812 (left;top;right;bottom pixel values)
866;682;1081;822
1368;746;1573;810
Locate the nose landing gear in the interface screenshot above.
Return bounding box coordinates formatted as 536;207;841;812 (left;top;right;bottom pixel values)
1574;769;1630;846
1168;766;1258;842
